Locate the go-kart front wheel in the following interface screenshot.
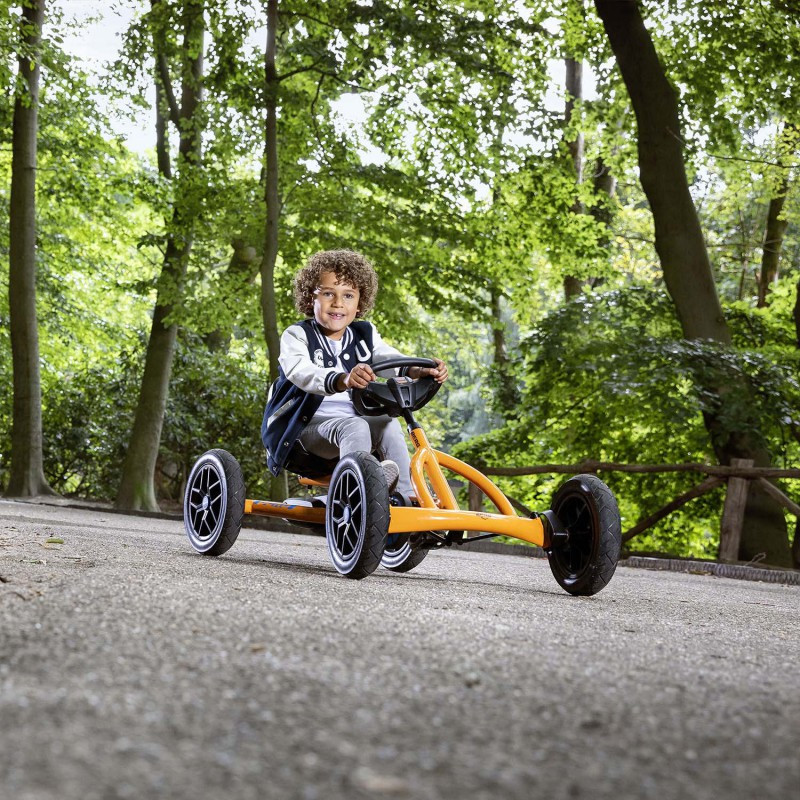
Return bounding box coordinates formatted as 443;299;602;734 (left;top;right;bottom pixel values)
184;449;245;556
326;452;390;579
547;474;621;596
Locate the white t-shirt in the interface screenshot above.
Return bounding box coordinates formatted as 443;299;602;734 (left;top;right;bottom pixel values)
314;337;357;420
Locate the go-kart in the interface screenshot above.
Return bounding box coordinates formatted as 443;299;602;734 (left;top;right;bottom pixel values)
183;358;622;595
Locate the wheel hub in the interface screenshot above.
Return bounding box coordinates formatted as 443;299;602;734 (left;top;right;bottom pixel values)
201;495;210;511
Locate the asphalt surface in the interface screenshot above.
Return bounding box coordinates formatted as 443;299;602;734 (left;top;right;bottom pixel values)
1;499;798;800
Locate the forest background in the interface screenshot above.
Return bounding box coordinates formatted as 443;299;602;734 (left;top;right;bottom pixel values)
2;0;799;567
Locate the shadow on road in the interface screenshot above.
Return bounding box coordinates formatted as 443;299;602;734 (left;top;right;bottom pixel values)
177;549;570;598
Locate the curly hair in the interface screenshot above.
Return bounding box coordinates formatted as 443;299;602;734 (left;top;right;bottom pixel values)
294;249;378;317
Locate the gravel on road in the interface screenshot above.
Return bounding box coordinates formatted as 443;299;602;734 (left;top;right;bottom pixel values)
1;500;798;800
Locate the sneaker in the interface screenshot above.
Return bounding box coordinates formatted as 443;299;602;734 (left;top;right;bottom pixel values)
380;460;400;494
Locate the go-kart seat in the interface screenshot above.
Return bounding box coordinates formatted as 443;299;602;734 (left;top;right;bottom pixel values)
284;440;394;484
283;440;339;480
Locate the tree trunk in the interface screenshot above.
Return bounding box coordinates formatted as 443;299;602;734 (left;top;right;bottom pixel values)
6;0;54;498
591;156;617;228
204;238;260;352
490;289;508;374
483;80;519;418
261;0;282;383
586;155;618;290
489;288;518;415
593;157;616;201
594;0;791;566
757;194;788;306
565;57;584;192
116;0;205;511
563;0;585;301
758;124;796;307
262;0;288;500
594;1;729;342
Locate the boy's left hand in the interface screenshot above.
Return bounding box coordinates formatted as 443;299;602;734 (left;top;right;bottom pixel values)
416;358;448;384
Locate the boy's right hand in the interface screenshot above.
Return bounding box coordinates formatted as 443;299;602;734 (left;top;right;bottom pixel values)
341;363;376;390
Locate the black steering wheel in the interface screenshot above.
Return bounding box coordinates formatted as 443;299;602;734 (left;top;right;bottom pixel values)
350;357;441;417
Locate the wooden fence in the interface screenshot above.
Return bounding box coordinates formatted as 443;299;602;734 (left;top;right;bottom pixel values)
466;459;800;563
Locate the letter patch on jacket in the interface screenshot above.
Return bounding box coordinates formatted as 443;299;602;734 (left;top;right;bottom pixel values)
355;340;371;362
313;348;324;367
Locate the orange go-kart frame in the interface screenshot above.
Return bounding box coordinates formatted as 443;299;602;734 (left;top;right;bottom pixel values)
184;356;622;595
245;423;549;550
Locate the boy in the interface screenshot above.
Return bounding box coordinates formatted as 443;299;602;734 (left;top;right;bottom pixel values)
261;249;447;497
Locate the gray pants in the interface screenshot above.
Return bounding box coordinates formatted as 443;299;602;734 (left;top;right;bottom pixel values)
299;414;413;495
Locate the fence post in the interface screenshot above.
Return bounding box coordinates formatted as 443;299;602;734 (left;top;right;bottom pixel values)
468;482;483;512
719;458;753;562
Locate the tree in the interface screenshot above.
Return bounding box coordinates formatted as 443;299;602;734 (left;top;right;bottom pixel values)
261;0;281;383
758;126;798;308
594;0;792;566
562;0;585;300
6;0;54;497
116;0;206;511
649;0;800;328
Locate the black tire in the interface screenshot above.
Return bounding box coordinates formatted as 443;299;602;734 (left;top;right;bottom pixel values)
547;474;621;596
326;452;390;579
184;449;245;556
381;536;429;572
381;493;428;572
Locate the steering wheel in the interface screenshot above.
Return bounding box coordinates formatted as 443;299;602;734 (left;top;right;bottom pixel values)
350;357;441;417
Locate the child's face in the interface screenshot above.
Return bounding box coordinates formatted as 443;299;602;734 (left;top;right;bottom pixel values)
312;271;360;339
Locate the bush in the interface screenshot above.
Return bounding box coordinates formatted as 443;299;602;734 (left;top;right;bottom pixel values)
28;331;272;503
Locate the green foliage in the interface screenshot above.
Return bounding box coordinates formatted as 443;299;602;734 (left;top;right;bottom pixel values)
30;331;271;502
454;285;800;557
2;1;799;564
158;331;272;502
39;354;141;497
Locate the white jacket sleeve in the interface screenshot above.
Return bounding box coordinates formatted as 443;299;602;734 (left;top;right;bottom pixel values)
278;325;341;396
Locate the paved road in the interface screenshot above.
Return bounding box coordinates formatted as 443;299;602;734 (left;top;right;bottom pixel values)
1;500;798;800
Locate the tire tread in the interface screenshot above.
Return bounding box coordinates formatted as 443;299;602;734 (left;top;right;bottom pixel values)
184;449;245;557
382;545;428;572
547;474;621;596
326;453;389;579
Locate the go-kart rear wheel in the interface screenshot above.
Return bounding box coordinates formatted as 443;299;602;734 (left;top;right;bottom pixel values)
184;449;245;556
381;536;429;572
326;452;390;579
547;474;621;596
381;494;429;572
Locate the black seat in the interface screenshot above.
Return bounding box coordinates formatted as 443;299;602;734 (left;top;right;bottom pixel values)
282;441;392;481
283;441;339;479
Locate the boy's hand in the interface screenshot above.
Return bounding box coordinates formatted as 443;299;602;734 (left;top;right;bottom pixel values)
342;363;376;390
412;358;448;384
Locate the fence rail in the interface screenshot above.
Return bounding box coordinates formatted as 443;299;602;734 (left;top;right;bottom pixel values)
467;459;799;564
479;460;800;479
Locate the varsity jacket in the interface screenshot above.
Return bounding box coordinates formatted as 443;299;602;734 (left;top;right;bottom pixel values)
261;318;407;476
